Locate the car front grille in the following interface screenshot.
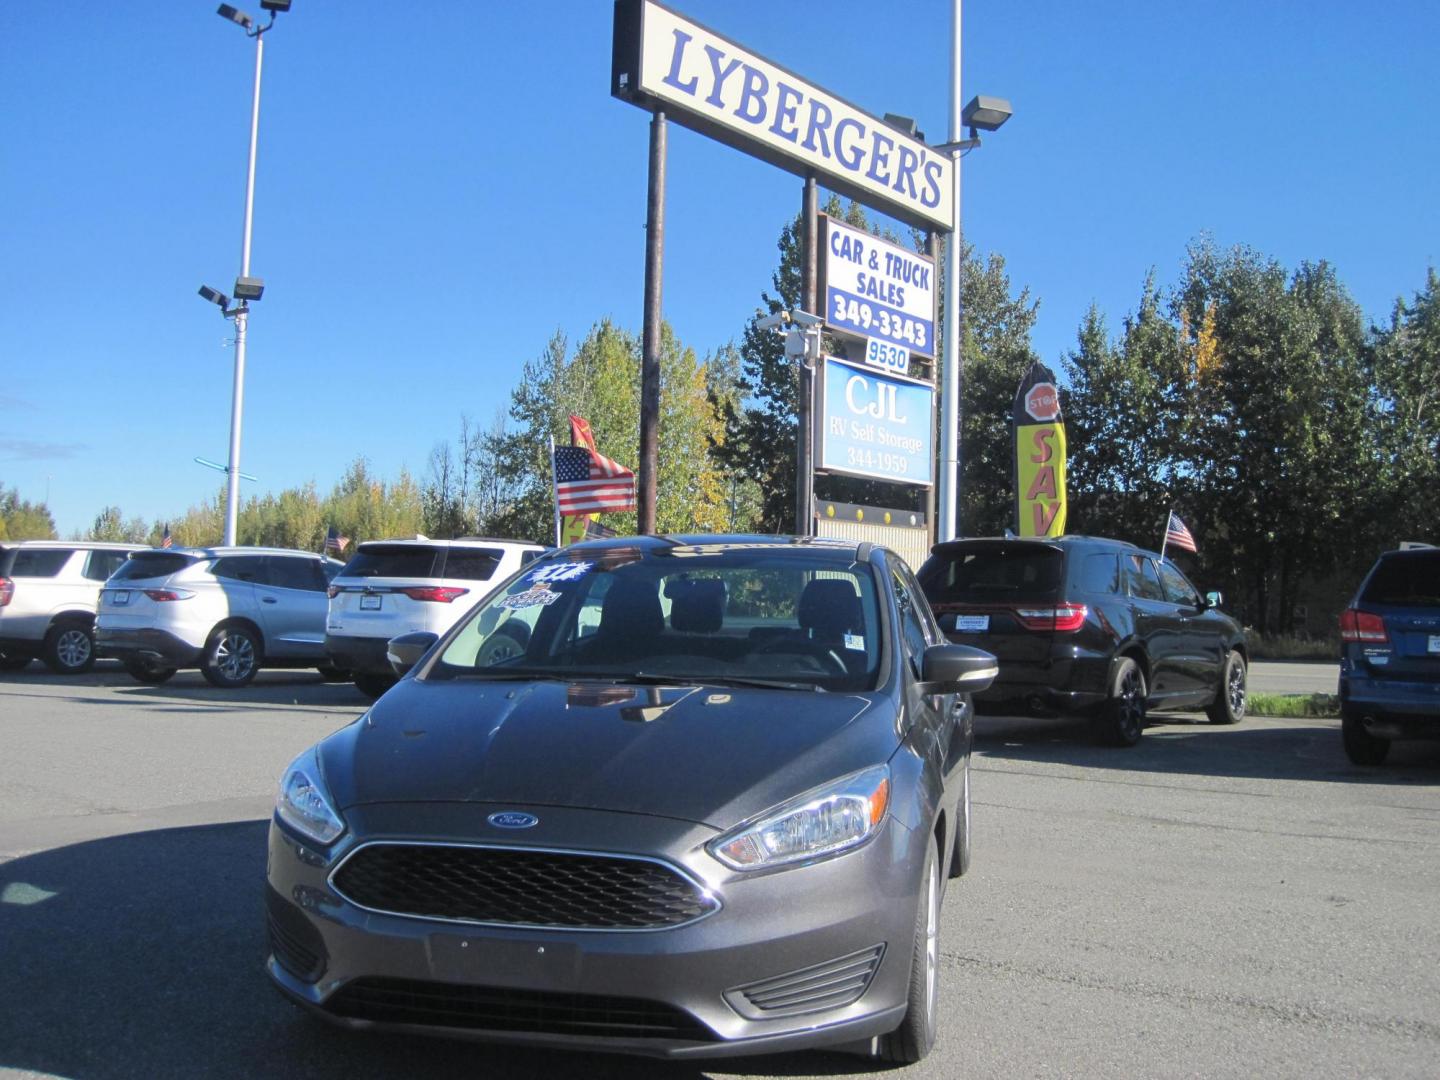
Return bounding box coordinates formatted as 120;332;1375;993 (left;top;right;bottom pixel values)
725;944;886;1019
325;978;715;1040
330;843;718;930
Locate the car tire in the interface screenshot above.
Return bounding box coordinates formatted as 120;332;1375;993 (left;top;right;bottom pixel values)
316;666;351;682
124;659;178;685
1095;657;1146;747
42;620;96;675
1206;650;1247;725
1342;708;1390;766
201;624;262;688
949;757;971;879
354;673;396;700
878;841;941;1064
0;652;31;672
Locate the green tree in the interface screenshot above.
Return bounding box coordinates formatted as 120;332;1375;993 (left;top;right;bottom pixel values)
84;506;149;543
0;485;57;540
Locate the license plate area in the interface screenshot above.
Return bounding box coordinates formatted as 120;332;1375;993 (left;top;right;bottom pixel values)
955;615;990;633
111;590;130;606
360;593;382;611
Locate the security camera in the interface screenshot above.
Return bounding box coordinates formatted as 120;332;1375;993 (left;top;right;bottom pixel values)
755;312;789;331
788;310;822;328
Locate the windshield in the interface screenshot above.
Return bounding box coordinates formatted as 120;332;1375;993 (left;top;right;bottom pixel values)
427;545;883;692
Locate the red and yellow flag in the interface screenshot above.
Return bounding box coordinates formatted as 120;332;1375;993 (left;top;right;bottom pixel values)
1012;363;1068;538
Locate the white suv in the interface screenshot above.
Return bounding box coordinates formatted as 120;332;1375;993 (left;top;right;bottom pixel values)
0;541;147;674
325;537;545;697
95;546;344;687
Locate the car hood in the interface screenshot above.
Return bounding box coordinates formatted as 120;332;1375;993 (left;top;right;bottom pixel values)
320;677;889;830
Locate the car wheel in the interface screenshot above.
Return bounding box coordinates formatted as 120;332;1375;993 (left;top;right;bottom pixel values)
316;666;351;682
1206;650;1247;725
949;757;971;879
43;620;96;675
124;659;177;685
1342;708;1390;765
0;652;31;672
353;673;396;700
477;621;531;667
201;625;262;688
878;841;941;1064
1095;657;1146;747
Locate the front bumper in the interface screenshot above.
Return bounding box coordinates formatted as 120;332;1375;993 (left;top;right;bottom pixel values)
324;634;393;676
95;627;202;668
265;802;923;1058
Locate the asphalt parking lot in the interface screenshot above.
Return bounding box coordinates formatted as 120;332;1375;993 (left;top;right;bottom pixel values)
2;661;1437;1079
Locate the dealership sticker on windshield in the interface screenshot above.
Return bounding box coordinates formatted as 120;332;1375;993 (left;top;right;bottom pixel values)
1430;635;1440;654
500;586;562;610
528;561;593;585
955;615;990;633
844;634;865;651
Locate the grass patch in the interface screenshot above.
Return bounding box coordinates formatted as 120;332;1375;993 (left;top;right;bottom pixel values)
1248;692;1340;719
1248;633;1340;661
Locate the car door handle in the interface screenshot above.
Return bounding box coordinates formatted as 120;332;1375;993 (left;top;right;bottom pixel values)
262;597;278;604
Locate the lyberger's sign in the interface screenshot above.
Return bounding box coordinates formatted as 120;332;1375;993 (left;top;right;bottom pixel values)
612;0;955;232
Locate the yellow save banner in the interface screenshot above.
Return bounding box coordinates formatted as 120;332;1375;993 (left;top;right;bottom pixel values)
559;514;597;546
1015;422;1067;537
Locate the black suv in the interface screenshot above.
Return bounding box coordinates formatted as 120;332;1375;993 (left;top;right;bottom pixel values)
1338;546;1440;765
917;536;1247;746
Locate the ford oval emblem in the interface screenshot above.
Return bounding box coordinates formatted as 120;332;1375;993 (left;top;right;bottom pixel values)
487;811;539;829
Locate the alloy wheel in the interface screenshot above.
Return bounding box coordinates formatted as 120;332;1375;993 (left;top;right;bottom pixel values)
55;629;92;670
1227;662;1246;719
217;633;256;681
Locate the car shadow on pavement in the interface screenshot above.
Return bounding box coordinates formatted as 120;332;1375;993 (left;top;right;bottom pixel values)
974;712;1440;784
0;665;373;710
0;823;873;1079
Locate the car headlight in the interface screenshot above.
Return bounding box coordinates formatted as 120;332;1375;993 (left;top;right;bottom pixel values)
275;746;345;846
708;765;890;871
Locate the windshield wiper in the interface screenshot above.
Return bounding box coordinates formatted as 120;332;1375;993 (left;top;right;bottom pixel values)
625;672;822;692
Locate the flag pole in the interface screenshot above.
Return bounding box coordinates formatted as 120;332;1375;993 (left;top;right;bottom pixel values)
549;435;562;548
1159;508;1170;563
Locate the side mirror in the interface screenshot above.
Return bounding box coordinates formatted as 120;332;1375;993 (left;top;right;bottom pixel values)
387;631;439;677
920;644;998;694
1204;591;1224;609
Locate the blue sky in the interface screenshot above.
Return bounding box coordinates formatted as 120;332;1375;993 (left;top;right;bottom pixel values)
4;1;1436;538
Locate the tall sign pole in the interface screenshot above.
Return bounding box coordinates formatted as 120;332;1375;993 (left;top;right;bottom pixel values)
797;174;818;536
638;110;667;534
938;0;964;541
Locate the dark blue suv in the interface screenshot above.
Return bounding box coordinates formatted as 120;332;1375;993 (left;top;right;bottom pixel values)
1339;546;1440;765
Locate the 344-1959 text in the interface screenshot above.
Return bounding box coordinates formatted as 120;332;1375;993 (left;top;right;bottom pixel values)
846;447;909;475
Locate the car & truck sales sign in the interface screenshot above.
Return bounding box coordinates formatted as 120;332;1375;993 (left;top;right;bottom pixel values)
822;216;936;360
612;0;956;233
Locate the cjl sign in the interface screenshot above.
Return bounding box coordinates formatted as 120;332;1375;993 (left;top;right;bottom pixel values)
819;357;934;487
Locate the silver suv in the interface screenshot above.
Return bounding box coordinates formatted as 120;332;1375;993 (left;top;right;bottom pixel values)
0;541;147;674
95;546;344;687
325;537;544;697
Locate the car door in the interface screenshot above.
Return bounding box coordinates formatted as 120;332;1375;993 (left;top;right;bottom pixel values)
892;561;963;788
254;555;329;660
1123;554;1191;697
1156;559;1222;699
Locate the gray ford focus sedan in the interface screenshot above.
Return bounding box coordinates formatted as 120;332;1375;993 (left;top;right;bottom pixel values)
266;535;996;1063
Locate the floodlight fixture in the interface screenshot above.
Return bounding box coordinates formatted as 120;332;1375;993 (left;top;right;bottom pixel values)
216;4;254;30
259;0;291;11
198;284;230;309
883;113;923;141
961;95;1013;133
232;276;265;301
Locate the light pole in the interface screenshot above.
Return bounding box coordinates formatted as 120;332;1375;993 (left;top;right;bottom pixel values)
203;0;290;546
934;1;1012;542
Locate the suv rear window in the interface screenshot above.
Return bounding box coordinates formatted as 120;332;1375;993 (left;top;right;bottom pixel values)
112;552;196;581
920;544;1062;604
340;545;442;579
5;549;73;577
1361;552;1440;606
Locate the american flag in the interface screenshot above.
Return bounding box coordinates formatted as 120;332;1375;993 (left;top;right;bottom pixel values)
324;525;350;555
554;445;636;515
160;524;172;549
1165;512;1197;553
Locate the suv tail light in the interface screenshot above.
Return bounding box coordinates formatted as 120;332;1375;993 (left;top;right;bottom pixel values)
1339;608;1388;643
0;577;12;607
402;586;469;603
143;589;194;602
1014;604;1088;633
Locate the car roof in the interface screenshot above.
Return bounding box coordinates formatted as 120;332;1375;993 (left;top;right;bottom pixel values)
6;540;148;551
556;533;879;563
161;546;331;558
929;534;1151;556
354;537;544;549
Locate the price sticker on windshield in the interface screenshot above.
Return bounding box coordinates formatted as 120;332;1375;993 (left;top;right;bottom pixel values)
1429;635;1440;654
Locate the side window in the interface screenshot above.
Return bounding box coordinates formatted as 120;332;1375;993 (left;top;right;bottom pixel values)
891;567;930;678
83;550;130;582
1077;553;1120;595
1157;561;1201;607
10;549;72;577
520;549;545;567
268;556;325;592
212;556;264;583
1125;555;1166;601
